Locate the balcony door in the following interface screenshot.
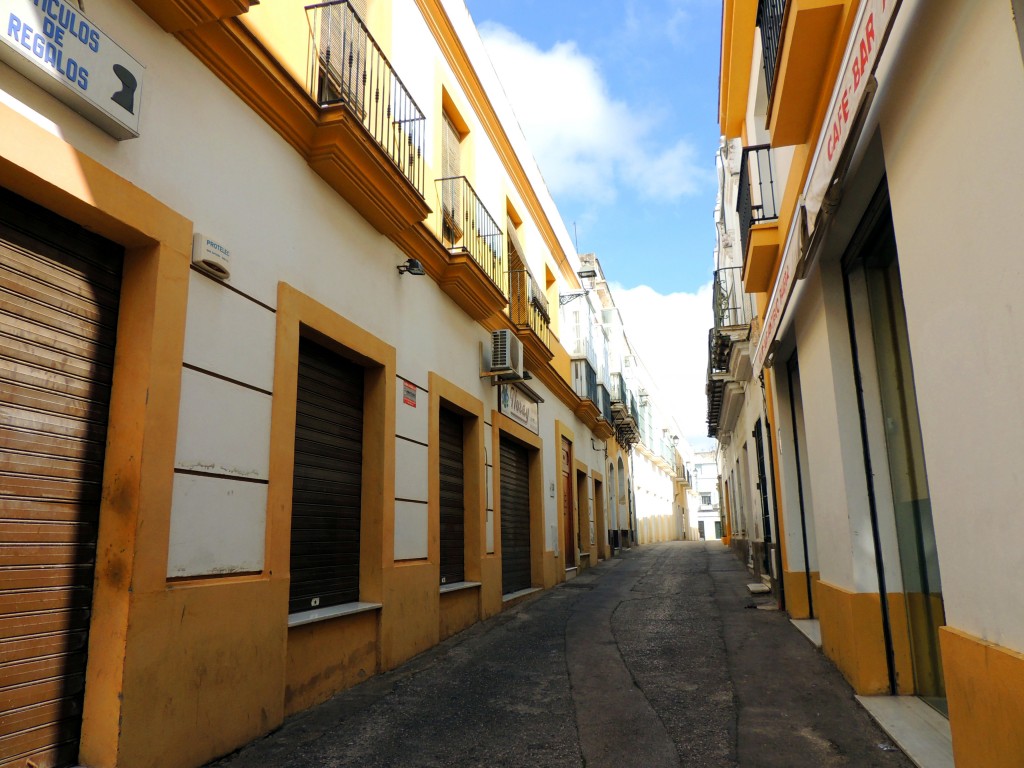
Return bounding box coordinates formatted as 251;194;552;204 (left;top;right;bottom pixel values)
561;437;576;568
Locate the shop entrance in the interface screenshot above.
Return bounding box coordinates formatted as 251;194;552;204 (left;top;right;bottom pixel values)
0;189;123;767
846;188;946;713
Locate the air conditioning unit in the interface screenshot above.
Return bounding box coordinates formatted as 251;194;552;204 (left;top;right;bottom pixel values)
489;329;524;378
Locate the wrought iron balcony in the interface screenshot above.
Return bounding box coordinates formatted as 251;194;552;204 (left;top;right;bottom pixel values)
737;144;779;262
609;373;641;447
710;265;757;375
707;328;725;437
437;176;507;296
306;1;425;195
509;268;550;350
757;0;786;100
714;266;757;331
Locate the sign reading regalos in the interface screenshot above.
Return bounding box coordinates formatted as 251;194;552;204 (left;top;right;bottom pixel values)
1;0;144;139
499;384;539;434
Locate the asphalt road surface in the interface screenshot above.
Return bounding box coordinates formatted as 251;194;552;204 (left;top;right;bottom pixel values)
208;541;915;768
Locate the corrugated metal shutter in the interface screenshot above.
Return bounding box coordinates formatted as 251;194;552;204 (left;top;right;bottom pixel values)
0;188;122;768
438;408;464;585
289;339;364;614
499;438;530;595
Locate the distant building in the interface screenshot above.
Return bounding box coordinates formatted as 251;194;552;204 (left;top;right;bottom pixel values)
693;451;722;541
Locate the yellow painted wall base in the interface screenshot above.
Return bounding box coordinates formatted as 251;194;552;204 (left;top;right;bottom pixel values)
480;556;503;619
111;581;287;768
440;588;480;641
815;581;913;695
942;626;1024;768
285;611;379;716
382;561;440;669
783;569;820;620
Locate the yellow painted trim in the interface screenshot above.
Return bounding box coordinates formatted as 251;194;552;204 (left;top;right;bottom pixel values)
429;373;486;626
491;411;547;592
719;0;757;138
573;459;592;564
742;221;781;293
269;283;397;710
941;626;1024;768
0;102;212;767
783;569;820;619
815;580;914;695
554;420;576;580
762;367;788;580
591;469;608;560
767;0;857;145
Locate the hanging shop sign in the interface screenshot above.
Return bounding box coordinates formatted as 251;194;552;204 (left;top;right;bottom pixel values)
753;0;901;374
1;0;144;139
499;384;539;434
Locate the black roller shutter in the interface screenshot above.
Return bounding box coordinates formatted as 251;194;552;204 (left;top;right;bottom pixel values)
499;438;531;595
289;339;364;614
0;188;122;768
438;408;464;585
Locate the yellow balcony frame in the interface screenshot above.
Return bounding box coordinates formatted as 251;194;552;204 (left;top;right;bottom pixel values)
743;221;781;294
767;0;855;147
719;0;758;139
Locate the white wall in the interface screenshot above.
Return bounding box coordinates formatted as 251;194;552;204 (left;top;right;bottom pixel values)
0;0;629;579
879;0;1024;651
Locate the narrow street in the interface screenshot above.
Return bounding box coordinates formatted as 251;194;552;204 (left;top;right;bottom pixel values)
208;543;914;768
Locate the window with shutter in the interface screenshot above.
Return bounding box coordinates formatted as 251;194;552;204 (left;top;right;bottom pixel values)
507;217;527;325
438;408;465;585
289;338;365;613
441;113;463;242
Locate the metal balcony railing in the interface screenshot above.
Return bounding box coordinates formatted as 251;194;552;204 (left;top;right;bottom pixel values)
306;1;425;195
509;268;550;348
737;144;779;262
437;176;507;296
707;327;726;436
713;266;757;330
757;0;786;100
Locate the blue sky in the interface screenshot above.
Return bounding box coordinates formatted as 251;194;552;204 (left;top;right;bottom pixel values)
463;0;721;444
463;0;722;294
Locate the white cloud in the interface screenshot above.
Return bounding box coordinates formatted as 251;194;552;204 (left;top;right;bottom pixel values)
609;281;714;447
477;23;706;204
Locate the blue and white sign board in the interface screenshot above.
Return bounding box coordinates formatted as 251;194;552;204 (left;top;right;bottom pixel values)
499;384;539;435
1;0;144;139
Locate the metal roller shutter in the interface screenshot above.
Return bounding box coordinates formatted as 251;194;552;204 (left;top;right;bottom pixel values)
0;189;122;768
499;438;531;595
289;338;364;614
438;408;464;585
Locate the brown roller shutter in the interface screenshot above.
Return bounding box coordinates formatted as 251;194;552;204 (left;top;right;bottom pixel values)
0;188;122;768
499;438;531;595
289;338;364;614
438;408;464;585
